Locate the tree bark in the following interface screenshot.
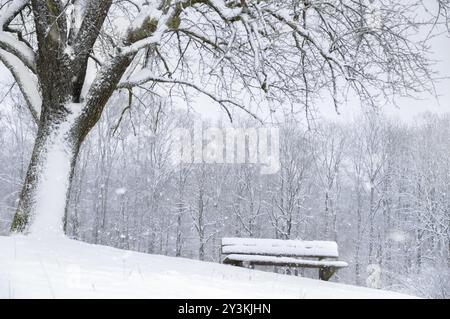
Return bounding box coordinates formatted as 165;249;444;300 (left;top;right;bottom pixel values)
7;0;135;237
11;111;83;237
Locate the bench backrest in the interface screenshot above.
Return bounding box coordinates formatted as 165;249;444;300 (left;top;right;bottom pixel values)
221;237;339;258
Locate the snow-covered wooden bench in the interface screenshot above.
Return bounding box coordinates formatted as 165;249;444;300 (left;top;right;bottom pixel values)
221;237;348;281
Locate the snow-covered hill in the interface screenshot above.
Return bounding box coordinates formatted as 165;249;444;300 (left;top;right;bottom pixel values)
0;236;415;299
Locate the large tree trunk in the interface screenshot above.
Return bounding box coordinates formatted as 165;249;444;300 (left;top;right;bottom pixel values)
6;0;134;237
11;106;83;237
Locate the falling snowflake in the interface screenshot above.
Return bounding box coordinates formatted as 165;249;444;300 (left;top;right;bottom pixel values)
115;187;127;195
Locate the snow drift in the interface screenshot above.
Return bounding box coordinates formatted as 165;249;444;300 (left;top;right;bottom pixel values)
0;236;415;299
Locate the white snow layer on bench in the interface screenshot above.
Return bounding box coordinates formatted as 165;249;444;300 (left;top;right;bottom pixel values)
222;238;339;258
223;254;349;268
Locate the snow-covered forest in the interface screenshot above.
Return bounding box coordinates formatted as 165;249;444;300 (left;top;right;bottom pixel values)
0;0;449;299
0;92;448;298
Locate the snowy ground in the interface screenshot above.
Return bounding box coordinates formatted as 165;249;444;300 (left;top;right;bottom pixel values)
0;236;416;299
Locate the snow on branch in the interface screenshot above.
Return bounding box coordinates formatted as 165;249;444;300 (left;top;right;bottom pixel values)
0;0;29;28
264;9;347;76
122;0;179;49
0;1;40;120
207;0;243;21
0;0;36;72
121;21;170;56
0;32;36;72
118;72;262;122
119;0;245;55
0;48;41;122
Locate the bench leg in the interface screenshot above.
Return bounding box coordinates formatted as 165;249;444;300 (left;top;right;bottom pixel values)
231;260;244;267
319;267;336;281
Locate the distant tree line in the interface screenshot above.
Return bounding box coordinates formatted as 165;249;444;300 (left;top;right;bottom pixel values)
0;92;448;298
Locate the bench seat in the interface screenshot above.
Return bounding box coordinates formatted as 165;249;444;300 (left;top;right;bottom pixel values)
223;254;349;268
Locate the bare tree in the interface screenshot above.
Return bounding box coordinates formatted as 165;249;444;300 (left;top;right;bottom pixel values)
313;122;346;241
267;123;313;240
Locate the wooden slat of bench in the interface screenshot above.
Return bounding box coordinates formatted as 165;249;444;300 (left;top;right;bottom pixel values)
223;254;348;268
221;238;339;258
